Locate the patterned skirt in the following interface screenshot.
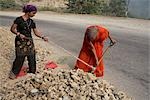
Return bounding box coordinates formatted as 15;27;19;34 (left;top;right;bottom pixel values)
15;38;35;56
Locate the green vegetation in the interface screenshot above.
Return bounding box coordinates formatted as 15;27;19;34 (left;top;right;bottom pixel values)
108;0;126;16
0;0;127;17
20;0;30;5
66;0;127;17
0;0;20;10
66;0;107;14
0;0;30;10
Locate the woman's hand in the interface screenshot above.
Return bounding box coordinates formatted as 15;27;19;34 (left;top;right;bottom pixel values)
18;33;26;40
108;35;117;47
110;40;116;46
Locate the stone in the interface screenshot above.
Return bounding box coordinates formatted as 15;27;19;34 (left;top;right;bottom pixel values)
63;96;70;100
87;73;97;81
0;96;2;100
30;88;38;94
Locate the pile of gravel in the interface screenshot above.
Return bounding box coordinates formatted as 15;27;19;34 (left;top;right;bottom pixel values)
0;69;131;100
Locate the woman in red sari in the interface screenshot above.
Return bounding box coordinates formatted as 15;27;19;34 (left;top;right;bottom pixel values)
75;25;115;77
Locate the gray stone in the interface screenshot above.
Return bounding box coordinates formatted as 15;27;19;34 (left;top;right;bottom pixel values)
30;88;38;94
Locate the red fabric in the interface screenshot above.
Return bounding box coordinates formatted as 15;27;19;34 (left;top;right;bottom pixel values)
16;66;28;78
45;61;58;69
75;25;109;77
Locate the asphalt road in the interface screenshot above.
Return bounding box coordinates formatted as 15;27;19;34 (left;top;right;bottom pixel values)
0;15;149;100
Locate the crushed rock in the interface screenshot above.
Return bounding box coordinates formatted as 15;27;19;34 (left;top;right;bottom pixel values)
0;69;132;100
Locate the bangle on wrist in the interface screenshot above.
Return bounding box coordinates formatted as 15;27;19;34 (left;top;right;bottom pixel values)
16;32;20;36
41;36;45;39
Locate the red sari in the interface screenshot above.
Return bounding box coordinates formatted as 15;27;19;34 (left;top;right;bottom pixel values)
75;25;109;77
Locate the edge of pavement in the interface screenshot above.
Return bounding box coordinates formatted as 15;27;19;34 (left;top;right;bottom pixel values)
0;11;149;33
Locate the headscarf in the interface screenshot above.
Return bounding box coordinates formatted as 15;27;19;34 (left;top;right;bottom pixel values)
23;4;37;13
